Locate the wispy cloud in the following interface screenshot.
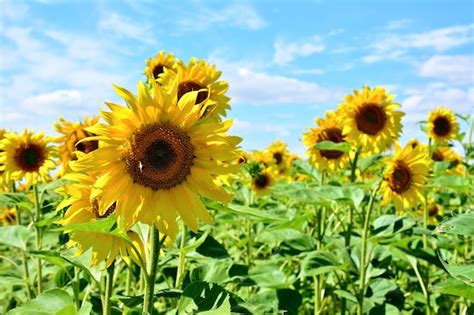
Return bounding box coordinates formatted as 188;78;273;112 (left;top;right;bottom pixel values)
98;12;157;45
385;19;411;30
177;3;265;31
418;55;474;85
363;24;474;63
273;36;325;65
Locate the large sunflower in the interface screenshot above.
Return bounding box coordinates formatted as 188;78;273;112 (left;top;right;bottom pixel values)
57;173;145;267
380;143;431;212
71;81;241;239
302;111;350;174
0;130;56;185
160;58;230;122
54;116;100;177
144;51;177;84
431;146;464;175
339;86;403;154
427;107;459;144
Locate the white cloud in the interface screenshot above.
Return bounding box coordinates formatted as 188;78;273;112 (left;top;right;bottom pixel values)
1;1;29;20
273;36;325;65
98;12;157;45
418;55;474;85
178;4;265;31
290;68;325;75
23;90;83;114
385;19;411;30
363;24;474;63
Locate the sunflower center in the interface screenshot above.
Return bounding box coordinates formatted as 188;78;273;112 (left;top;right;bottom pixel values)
91;199;116;219
431;150;444;162
75;132;98;155
273;152;283;165
433;116;451;137
388;161;412;194
152;64;165;79
318;127;345;159
178;81;209;104
125;123;194;190
428;205;439;217
355;103;387;135
254;174;270;189
14;144;45;172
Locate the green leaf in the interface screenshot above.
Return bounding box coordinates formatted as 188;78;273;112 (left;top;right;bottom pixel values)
256;228;313;252
7;288;75;315
334;290;358;303
0;225;30;251
300;251;340;278
204;199;285;222
195;234;229;259
53;214;116;234
197;295;231;315
433;278;474;300
0;192;33;210
435;212;474;236
315;140;352;153
277;289;302;315
249;264;287;288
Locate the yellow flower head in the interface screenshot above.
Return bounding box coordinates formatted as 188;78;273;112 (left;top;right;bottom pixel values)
235;151;249;165
380;143;431;212
267;140;292;176
54;116;100;177
427;107;459;144
71;81;241;240
145;51;177;84
160;58;230;122
251;169;276;195
431;146;464;175
0;128;8;188
302;111;350;174
339;86;404;154
0;208;16;226
418;199;444;225
57;173;145;267
0;130;56;186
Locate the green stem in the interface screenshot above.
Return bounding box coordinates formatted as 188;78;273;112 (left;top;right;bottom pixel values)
103;262;115;315
423;197;431;315
350;147;361;183
313;275;320;315
358;186;378;315
33;184;43;294
175;221;187;289
143;227;165;315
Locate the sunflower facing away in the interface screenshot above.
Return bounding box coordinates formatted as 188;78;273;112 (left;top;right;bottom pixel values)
57;173;145;267
380;143;431;212
160;58;230;122
302;111;350;174
71;81;241;239
427;107;459;144
339;86;404;154
431;146;464;175
54;116;100;177
0;130;56;185
144;51;177;84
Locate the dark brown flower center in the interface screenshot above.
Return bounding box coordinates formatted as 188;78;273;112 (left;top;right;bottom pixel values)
431;150;444;162
91;199;116;219
318;127;345;159
75;132;98;154
388;161;412;194
152;64;165;79
273;152;283;165
14;143;45;172
253;173;270;189
428;205;439;217
237;155;247;164
355;103;387;135
433;116;451;137
178;81;209;104
125;123;194;190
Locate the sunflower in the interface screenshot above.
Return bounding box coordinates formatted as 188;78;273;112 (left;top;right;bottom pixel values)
380;143;431;212
427;107;459;144
160;58;230;122
57;173;145;267
71;81;241;239
267;140;292;176
0;128;8;188
302;111;350;174
251;170;275;195
0;208;16;226
236;151;249;165
54;116;100;177
0;130;56;185
431;146;464;175
144;51;177;84
418;199;444;225
339;86;404;154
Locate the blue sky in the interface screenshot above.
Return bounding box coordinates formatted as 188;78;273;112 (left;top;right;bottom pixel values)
1;0;473;155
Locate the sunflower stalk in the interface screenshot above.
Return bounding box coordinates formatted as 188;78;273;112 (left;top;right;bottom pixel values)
175;221;187;289
350;147;361;183
103;262;115;315
33;184;43;294
143;227;166;315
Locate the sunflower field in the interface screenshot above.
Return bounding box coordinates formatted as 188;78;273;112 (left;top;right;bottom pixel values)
0;52;473;315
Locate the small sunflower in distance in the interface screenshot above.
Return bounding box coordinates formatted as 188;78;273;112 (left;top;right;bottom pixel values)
427;107;459;144
419;200;444;225
145;51;177;84
302;111;350;174
57;173;145;267
0;208;16;226
339;86;403;154
380;143;431;212
267;140;292;176
54;116;100;177
0;130;56;185
71;81;241;239
252;169;275;195
431;146;464;175
160;58;230;122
